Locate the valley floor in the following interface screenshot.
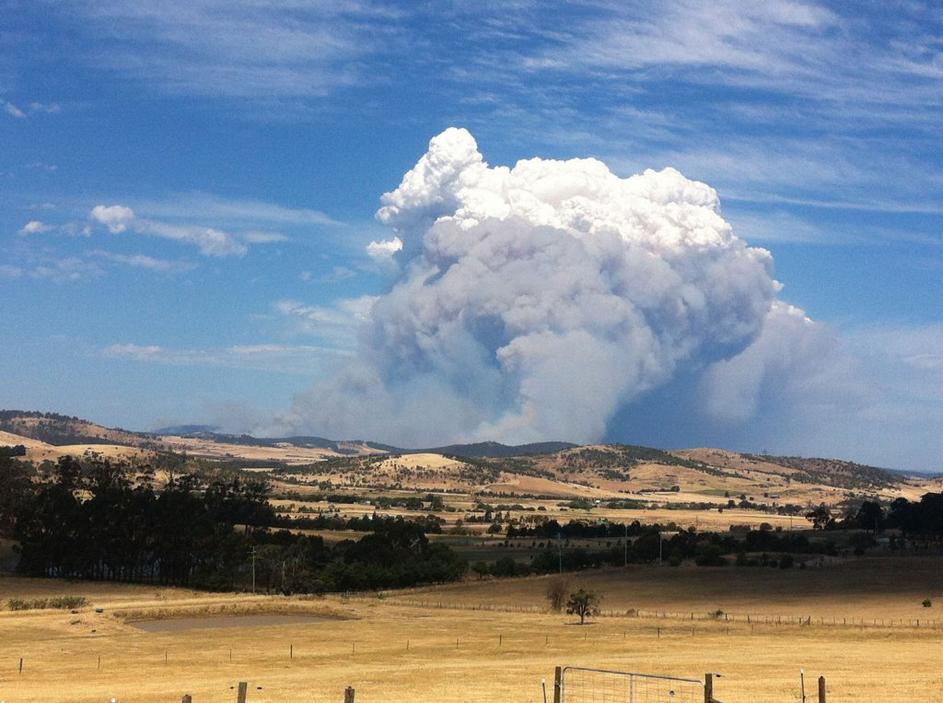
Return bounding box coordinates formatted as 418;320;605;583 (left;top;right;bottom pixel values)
0;557;941;702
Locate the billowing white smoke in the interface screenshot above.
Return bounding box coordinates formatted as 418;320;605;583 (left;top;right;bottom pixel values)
282;128;791;446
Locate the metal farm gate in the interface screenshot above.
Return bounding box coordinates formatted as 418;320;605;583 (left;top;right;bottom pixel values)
552;666;718;703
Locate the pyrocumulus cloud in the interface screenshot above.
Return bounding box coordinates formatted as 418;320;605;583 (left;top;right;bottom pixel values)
277;128;828;446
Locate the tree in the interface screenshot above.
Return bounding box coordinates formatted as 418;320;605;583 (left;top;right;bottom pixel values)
492;555;518;577
565;588;600;625
855;501;884;533
0;455;34;537
805;504;834;531
545;576;569;612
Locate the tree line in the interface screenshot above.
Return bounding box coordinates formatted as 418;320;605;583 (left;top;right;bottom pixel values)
807;494;943;535
281;512;445;534
0;454;465;592
474;525;840;578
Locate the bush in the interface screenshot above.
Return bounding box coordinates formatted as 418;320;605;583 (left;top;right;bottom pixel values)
7;598;37;610
923;598;932;608
48;596;87;609
694;545;725;567
6;596;86;611
492;556;518;577
545;576;569;612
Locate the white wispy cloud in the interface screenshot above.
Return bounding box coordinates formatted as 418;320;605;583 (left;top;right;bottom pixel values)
2;100;60;118
25;162;58;172
0;256;102;282
90;203;248;256
84;193;349;256
18;220;53;236
133;219;249;257
520;2;942;116
275;296;376;347
240;230;289;244
3;101;26;118
63;1;400;100
300;266;357;283
132;193;342;228
90;204;135;233
89;250;196;273
103;341;350;374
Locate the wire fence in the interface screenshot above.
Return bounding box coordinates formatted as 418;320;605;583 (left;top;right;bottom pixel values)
560;667;704;703
360;596;943;629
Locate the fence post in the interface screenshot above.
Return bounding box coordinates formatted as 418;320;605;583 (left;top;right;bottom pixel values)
344;686;356;703
818;676;826;703
704;673;712;703
236;681;248;703
553;666;563;703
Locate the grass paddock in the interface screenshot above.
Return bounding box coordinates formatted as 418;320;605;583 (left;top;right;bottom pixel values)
0;558;941;702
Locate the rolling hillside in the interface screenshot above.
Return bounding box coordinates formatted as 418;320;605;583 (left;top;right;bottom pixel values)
2;409;940;507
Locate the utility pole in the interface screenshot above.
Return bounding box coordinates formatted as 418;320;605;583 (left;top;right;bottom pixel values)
623;522;628;567
251;546;257;594
558;532;563;574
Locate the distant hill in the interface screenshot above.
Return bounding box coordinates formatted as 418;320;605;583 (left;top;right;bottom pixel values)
418;441;577;458
3;408;941;505
0;410;150;446
152;424;220;435
0;410;390;464
744;454;904;489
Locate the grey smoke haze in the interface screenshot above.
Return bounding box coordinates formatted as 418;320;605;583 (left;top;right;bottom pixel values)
272;128;853;448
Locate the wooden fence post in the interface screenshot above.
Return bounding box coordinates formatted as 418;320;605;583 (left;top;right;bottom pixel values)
553;666;563;703
236;681;248;703
818;676;826;703
344;686;356;703
704;673;713;703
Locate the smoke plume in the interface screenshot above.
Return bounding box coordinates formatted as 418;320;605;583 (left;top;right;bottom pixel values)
279;128;813;446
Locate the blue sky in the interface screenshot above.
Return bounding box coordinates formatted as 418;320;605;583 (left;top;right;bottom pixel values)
2;1;942;470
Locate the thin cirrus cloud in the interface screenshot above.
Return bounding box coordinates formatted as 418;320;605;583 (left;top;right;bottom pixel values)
40;2;943;219
518;1;942;116
60;0;400;99
103;342;351;375
132;192;342;228
0;256;101;282
89;250;195;274
2;100;60;119
12;193;343;278
84;193;344;256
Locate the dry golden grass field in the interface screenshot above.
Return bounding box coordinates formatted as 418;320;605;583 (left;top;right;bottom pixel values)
1;557;942;703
